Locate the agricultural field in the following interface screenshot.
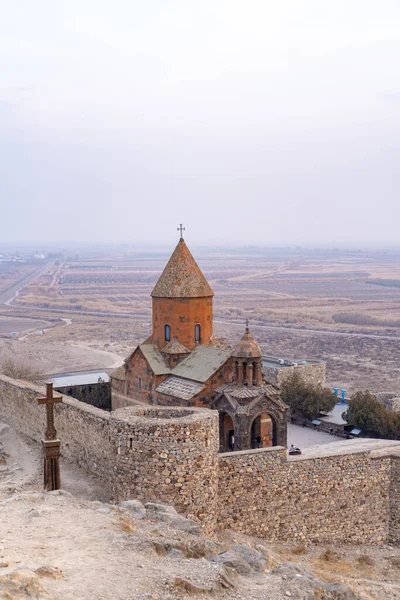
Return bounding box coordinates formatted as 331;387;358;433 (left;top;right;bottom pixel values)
0;261;39;296
3;244;400;393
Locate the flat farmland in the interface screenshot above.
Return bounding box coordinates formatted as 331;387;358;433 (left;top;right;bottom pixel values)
4;245;400;393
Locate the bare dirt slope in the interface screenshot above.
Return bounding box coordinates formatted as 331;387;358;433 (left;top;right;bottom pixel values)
0;423;399;599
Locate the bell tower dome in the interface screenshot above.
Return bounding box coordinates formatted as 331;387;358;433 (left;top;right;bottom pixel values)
151;227;214;351
231;321;263;386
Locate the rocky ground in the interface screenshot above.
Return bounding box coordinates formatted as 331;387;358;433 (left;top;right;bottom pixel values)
0;422;399;599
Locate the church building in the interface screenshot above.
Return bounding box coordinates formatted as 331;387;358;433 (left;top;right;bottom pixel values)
111;231;287;451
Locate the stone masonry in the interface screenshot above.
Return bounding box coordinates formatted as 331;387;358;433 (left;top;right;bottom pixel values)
218;446;396;544
0;375;218;535
109;406;219;535
0;374;399;545
263;362;326;389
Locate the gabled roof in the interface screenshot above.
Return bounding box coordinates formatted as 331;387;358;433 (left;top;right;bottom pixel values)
172;346;230;383
151;238;214;298
155;376;205;401
161;338;190;355
215;382;279;398
138;343;171;376
110;365;125;381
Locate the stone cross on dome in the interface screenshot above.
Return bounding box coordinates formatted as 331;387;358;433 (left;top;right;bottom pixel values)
245;319;250;332
177;223;185;240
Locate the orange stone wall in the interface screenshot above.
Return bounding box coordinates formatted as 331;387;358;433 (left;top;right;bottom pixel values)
111;348;168;410
152;296;213;351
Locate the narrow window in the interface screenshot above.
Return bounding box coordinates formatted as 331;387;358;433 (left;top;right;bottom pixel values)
195;324;201;343
138;377;142;389
165;324;171;342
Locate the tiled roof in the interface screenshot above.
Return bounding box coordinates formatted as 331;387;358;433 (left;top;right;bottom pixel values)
155;377;205;401
232;325;262;359
172;346;230;383
151;238;214;298
161;338;190;355
139;343;171;376
110;365;125;381
215;382;279;398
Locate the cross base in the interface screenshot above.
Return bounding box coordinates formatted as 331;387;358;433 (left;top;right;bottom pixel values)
42;439;61;491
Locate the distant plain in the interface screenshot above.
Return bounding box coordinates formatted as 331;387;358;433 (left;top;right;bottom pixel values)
1;245;400;393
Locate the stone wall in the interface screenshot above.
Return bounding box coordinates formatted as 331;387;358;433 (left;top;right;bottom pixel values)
263;362;326;389
390;456;400;544
218;446;394;545
1;375;399;544
0;375;218;534
110;406;219;535
56;381;111;411
152;296;213;351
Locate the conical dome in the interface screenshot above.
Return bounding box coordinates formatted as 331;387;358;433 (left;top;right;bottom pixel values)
232;322;262;359
151;238;214;298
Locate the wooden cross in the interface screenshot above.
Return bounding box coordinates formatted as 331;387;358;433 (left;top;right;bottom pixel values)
38;383;63;490
177;223;185;239
38;382;62;440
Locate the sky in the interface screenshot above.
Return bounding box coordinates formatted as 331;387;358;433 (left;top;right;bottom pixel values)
1;0;400;247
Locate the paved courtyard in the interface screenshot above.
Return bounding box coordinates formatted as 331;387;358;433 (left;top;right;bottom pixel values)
287;423;343;449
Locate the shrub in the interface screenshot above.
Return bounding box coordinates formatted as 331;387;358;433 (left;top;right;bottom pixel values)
280;370;336;420
343;390;400;439
1;359;44;383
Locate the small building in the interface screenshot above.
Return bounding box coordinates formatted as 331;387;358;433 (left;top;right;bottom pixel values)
262;355;326;389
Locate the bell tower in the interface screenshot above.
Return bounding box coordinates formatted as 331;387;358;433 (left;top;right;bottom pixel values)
151;227;214;351
231;321;263;386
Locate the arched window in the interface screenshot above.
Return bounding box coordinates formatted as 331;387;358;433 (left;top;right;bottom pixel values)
165;324;171;342
195;324;201;343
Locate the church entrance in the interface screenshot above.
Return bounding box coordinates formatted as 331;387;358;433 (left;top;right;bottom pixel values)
251;413;275;448
219;412;235;452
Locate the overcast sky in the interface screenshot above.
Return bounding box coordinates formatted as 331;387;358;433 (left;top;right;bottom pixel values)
1;1;399;247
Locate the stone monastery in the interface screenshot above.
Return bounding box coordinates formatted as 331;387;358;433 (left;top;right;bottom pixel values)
111;232;287;452
0;232;399;546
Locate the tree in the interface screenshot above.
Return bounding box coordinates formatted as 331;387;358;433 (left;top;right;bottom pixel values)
343;390;400;439
280;370;337;420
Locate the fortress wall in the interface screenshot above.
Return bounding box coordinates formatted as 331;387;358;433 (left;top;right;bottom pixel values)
263;362;326;389
1;375;398;543
390;456;400;544
110;406;219;536
0;375;114;488
218;447;392;544
0;376;218;534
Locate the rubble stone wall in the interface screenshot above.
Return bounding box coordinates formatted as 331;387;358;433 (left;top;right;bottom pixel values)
1;375;399;544
390;456;400;544
218;447;394;544
110;406;219;535
263;362;326;389
0;375;218;534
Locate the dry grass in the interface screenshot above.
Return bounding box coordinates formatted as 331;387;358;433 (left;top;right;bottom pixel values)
117;515;136;534
319;549;340;563
291;544;308;555
1;359;44;382
356;554;374;566
389;557;400;569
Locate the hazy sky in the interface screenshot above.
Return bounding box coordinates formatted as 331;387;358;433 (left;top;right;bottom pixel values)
1;1;400;247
